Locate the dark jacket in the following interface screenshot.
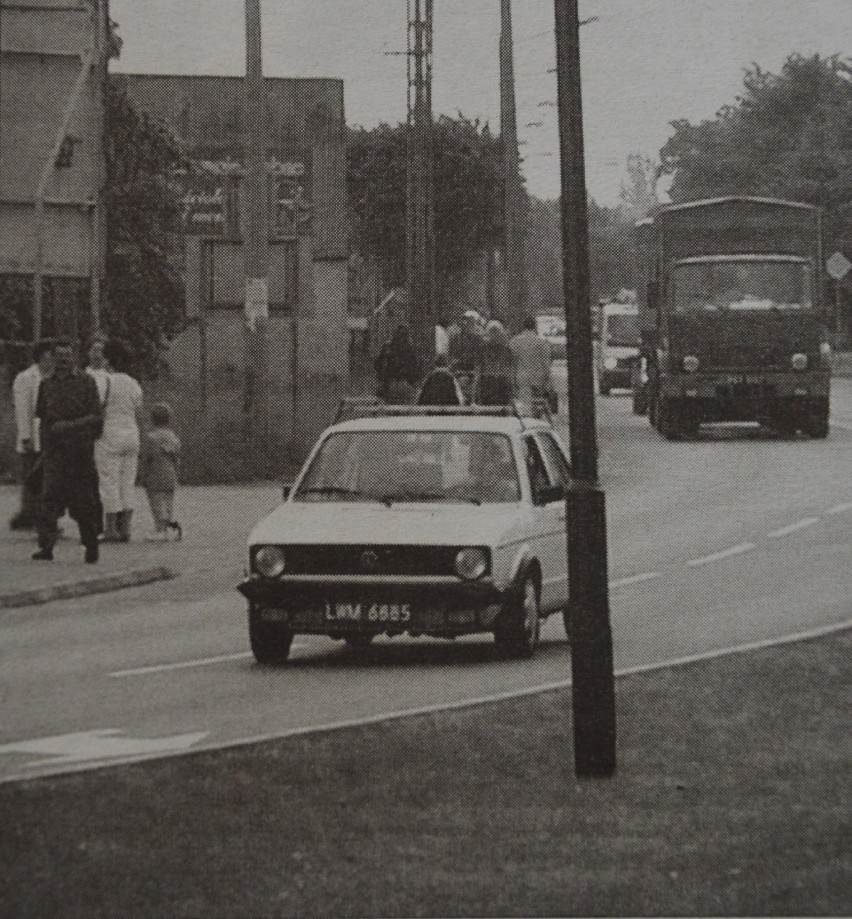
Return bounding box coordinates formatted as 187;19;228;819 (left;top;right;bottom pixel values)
417;368;462;406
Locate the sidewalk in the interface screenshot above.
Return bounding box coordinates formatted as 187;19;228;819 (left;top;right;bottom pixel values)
0;484;281;609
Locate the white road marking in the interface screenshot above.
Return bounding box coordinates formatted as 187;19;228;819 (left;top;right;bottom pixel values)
2;620;850;785
0;729;208;768
768;517;820;538
828;419;852;432
826;500;852;515
686;542;756;567
109;645;307;678
610;572;662;588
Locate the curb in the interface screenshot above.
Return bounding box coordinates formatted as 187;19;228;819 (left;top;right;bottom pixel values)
0;566;177;610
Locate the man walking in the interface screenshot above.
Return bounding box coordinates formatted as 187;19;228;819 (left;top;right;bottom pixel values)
33;340;104;564
510;315;553;407
10;340;54;530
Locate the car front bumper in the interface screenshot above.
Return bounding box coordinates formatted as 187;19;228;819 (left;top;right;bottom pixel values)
238;574;513;635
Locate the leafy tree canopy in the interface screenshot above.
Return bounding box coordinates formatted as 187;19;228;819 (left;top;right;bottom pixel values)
660;53;852;243
348;115;506;303
102;77;186;366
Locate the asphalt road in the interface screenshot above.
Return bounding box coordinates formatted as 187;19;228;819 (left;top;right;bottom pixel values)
3;377;852;782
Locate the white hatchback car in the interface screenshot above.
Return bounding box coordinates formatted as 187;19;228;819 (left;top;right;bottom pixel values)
238;405;572;663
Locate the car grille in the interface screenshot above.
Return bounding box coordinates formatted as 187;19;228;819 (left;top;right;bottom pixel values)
260;545;470;576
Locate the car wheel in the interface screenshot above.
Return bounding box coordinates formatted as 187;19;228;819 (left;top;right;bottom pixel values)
345;634;375;649
658;400;682;441
248;606;294;665
495;574;540;659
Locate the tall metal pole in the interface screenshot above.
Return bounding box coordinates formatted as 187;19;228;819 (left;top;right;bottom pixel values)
554;0;616;778
90;0;109;340
405;0;435;374
500;0;525;328
243;0;269;443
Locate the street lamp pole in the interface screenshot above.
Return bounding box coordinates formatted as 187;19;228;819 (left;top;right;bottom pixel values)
553;0;617;778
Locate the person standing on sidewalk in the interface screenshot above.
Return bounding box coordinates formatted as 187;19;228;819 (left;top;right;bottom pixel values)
374;324;418;404
510;315;553;408
477;320;516;405
96;339;143;543
32;340;103;563
10;340;54;531
140;403;182;541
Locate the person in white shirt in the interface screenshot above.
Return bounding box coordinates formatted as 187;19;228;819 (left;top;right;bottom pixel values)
96;339;144;542
509;315;553;407
10;340;54;530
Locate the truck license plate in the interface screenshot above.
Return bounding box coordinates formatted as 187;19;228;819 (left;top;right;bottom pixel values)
325;602;412;624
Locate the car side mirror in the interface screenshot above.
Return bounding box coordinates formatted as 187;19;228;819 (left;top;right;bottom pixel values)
538;483;565;505
281;483;292;500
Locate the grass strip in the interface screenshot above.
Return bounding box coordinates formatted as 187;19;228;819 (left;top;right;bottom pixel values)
2;630;850;918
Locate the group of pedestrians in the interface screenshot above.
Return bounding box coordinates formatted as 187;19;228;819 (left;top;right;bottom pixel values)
10;337;182;564
374;311;555;409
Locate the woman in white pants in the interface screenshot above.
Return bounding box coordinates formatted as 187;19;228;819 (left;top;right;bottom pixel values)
97;340;143;542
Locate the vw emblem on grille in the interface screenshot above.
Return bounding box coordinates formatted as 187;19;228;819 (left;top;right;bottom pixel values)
360;550;380;572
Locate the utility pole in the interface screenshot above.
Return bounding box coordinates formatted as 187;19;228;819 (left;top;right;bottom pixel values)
553;0;616;778
500;0;526;328
406;0;435;372
90;0;110;340
243;0;270;445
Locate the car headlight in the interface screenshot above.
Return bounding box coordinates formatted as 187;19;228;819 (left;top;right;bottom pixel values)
454;547;488;580
603;357;618;370
682;355;699;373
791;353;808;371
254;545;286;578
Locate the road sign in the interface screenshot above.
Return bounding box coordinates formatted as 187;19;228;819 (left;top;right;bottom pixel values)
826;251;851;281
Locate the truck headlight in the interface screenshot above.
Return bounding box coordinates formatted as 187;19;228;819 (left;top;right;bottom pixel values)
791;353;808;371
682;355;699;372
254;545;286;578
455;547;488;580
603;357;618;370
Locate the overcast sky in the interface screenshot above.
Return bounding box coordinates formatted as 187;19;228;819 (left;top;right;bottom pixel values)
110;0;851;205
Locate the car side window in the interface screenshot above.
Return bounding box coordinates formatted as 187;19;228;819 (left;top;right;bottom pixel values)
536;432;571;488
523;436;553;505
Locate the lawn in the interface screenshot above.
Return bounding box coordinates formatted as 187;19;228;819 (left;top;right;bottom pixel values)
2;630;850;917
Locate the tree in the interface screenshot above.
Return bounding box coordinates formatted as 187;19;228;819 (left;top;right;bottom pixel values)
102;77;186;366
618;152;659;224
660;54;852;232
347;115;505;312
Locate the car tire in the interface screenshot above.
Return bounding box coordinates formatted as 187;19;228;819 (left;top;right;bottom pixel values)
806;411;829;439
495;574;540;659
345;634;375;649
248;606;294;665
658;400;682;441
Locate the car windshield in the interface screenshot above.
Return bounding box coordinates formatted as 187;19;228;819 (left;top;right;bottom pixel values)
672;260;813;313
294;430;521;504
605;313;639;346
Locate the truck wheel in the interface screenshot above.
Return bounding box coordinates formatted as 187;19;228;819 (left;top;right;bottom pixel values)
248;606;294;665
495;575;540;659
658;400;682;441
806;411;829;439
632;387;648;416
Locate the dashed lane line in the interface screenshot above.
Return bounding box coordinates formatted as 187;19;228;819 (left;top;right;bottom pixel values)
610;572;662;588
768;517;820;538
827;500;852;515
109;646;307;678
687;542;756;568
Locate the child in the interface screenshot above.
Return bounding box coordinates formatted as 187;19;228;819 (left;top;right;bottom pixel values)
141;403;182;541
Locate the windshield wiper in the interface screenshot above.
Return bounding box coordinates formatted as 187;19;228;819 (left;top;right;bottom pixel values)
381;491;482;506
298;486;374;501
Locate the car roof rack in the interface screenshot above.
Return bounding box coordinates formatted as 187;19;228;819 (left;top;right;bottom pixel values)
334;397;553;428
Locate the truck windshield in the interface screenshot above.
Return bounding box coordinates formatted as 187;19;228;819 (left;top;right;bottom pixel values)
672;261;813;313
606;313;639;346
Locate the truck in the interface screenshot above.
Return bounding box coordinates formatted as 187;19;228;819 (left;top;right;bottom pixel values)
596;300;641;396
635;196;830;439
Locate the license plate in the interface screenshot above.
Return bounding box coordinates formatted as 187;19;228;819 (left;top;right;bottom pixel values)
325;602;412;624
